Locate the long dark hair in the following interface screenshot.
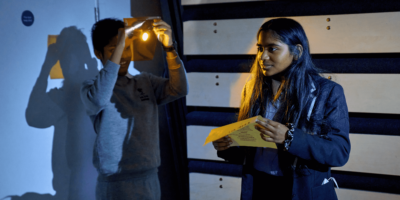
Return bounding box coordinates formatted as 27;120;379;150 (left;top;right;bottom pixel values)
238;18;320;126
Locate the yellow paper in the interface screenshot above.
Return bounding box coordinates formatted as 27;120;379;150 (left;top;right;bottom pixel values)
203;116;277;149
47;35;64;79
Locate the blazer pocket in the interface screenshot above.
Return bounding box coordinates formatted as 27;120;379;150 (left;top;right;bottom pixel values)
312;181;338;200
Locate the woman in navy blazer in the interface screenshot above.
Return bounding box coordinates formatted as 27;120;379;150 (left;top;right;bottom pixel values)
213;18;351;200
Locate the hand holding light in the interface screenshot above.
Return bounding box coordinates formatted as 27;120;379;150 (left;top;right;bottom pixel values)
152;19;173;47
124;16;161;42
122;17;167;61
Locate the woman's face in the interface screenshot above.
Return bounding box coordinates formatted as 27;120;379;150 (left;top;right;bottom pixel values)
257;30;294;77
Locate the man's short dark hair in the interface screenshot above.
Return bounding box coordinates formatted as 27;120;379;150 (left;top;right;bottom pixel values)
91;18;125;56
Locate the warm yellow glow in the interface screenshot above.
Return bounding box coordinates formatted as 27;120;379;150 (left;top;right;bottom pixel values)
142;32;149;41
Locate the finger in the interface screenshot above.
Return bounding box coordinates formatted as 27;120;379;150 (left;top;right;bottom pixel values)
255;124;275;134
257;117;279;128
216;136;232;143
153;22;171;29
255;121;268;129
153;20;169;26
213;142;227;148
266;119;281;127
259;129;274;138
213;142;231;150
255;118;269;127
216;146;230;151
153;25;170;32
257;121;276;132
153;29;163;34
153;26;168;31
260;133;274;142
127;31;134;38
215;142;231;147
153;28;168;34
153;26;166;32
146;16;161;21
255;124;266;132
263;137;275;143
217;140;232;146
213;140;230;144
154;32;167;41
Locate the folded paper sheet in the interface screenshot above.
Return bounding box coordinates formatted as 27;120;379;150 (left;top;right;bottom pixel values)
48;35;64;79
204;116;277;148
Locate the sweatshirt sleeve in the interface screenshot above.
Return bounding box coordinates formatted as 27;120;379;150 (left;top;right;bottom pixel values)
288;84;351;167
80;60;120;116
146;56;189;105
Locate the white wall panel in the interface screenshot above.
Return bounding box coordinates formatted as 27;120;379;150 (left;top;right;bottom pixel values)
188;126;400;176
184;12;400;55
187;126;224;161
332;134;400;176
323;73;400;114
335;189;400;200
187;73;400;114
190;173;241;200
187;73;250;108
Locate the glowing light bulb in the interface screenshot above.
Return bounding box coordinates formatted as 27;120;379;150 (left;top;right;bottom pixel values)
142;32;149;41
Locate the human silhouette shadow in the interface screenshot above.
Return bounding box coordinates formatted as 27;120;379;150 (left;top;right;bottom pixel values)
4;26;99;200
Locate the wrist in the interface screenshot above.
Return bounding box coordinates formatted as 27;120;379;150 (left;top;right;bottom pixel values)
284;123;295;151
116;41;126;50
166;50;178;59
163;41;176;52
110;48;124;65
163;39;173;48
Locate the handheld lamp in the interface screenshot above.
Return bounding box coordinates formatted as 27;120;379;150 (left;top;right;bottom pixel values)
142;32;149;41
123;17;160;61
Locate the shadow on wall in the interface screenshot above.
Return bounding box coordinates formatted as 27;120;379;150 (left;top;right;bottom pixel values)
3;26;99;200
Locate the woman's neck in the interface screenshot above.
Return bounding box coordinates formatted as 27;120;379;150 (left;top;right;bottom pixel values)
270;69;287;96
271;79;281;96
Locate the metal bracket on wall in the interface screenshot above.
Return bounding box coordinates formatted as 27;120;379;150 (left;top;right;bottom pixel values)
94;0;100;22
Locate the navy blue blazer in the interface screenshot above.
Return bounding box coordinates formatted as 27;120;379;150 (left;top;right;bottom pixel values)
218;75;351;200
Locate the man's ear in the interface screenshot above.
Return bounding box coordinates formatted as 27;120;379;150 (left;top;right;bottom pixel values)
94;49;103;60
294;44;303;60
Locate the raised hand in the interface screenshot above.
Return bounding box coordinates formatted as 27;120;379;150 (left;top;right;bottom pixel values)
109;28;126;65
152;19;173;47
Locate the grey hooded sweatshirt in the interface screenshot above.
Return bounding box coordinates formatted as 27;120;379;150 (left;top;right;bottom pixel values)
80;56;188;180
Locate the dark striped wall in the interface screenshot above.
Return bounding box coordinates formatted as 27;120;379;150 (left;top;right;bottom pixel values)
183;0;400;196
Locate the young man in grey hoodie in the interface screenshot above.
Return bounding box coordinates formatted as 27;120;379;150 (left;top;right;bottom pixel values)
80;18;188;200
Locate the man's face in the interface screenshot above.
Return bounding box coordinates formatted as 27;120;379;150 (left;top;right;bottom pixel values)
101;35;132;76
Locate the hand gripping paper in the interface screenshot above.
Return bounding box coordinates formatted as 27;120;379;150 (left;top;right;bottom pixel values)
204;115;277;148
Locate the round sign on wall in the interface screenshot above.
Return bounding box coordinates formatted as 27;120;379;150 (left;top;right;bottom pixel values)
22;10;34;26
